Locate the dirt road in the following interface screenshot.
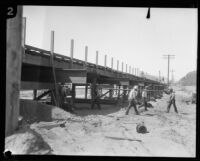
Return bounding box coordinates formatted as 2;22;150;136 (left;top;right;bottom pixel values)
5;86;196;157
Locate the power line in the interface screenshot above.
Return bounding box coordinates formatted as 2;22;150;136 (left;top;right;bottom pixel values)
163;54;175;86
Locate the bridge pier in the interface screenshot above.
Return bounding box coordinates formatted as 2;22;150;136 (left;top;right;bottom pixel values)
6;6;23;136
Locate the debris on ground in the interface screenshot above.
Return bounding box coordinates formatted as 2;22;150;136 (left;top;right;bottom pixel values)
5;86;196;157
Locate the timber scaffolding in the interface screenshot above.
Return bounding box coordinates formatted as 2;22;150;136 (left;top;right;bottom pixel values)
21;42;166;107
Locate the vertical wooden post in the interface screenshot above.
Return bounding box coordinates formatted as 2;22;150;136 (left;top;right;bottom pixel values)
96;51;98;69
117;60;119;71
50;30;60;107
135;68;137;76
22;17;26;60
104;54;107;68
109;85;113;99
71;84;76;108
111;57;113;70
70;39;74;68
84;46;88;69
132;68;134;75
118;85;121;99
33;90;37;100
126;64;127;73
129;66;131;74
122;85;126;103
85;84;88;99
6;6;22;136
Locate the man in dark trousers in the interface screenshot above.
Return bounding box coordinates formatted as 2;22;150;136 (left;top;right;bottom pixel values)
167;88;178;113
125;85;140;115
91;85;101;110
139;86;148;111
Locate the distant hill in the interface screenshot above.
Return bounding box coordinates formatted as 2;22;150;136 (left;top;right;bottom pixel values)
178;71;196;86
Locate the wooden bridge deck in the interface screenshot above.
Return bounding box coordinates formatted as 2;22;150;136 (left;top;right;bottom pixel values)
22;45;164;90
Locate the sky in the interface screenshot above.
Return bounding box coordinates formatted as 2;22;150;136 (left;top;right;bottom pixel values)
23;6;197;81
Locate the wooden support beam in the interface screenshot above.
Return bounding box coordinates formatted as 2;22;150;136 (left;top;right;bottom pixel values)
122;62;124;72
33;89;37;100
85;84;88;99
70;39;74;68
6;6;22;136
50;30;60;107
126;64;127;73
35;90;51;100
71;83;76;107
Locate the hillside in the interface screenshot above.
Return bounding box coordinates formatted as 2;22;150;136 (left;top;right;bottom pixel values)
178;71;196;86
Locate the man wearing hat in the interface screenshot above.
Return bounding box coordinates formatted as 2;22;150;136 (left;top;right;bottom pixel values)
125;85;140;115
167;88;178;113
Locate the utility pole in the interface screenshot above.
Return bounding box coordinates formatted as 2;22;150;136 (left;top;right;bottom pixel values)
163;54;175;86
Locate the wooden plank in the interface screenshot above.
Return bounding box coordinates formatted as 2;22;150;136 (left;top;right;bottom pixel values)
6;6;23;136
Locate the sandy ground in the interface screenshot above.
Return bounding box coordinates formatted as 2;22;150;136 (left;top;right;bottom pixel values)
5;86;196;157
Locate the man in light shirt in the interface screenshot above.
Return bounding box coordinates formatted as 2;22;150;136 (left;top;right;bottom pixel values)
139;86;148;111
167;88;178;113
125;85;140;115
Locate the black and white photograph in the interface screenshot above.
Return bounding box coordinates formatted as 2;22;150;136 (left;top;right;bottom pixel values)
4;2;198;158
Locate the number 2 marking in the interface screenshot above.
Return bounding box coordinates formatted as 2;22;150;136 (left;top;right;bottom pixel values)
7;7;14;16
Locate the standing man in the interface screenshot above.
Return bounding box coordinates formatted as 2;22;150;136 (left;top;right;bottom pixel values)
139;86;148;111
125;85;140;115
91;85;101;110
166;88;178;113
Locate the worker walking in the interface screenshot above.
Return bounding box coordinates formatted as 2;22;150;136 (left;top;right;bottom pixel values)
166;88;178;113
139;86;148;111
125;85;140;115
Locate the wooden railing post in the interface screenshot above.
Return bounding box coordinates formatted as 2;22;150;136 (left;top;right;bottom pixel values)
104;54;107;68
70;39;74;68
117;60;119;71
84;46;88;69
96;51;99;69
